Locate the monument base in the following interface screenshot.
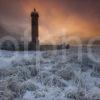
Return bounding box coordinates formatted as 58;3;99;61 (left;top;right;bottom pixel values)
28;41;39;50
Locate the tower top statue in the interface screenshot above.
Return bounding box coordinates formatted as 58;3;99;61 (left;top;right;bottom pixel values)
31;8;39;18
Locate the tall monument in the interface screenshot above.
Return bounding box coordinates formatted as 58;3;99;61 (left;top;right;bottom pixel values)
30;8;39;49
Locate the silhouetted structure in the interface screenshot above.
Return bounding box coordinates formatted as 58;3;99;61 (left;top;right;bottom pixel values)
0;8;70;51
29;8;39;50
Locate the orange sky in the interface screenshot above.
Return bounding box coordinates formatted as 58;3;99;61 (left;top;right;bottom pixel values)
0;0;100;44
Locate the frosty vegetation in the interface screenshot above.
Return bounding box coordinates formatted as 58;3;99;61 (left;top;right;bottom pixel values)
0;46;100;100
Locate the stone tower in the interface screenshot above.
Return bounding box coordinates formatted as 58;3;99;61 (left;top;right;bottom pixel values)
31;8;39;49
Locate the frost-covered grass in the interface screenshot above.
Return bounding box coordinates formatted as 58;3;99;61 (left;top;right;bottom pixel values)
0;47;100;100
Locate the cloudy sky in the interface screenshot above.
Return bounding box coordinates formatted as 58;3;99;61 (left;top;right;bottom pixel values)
0;0;100;44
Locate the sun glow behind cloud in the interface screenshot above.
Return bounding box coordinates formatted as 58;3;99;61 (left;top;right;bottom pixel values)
20;0;100;44
0;0;100;44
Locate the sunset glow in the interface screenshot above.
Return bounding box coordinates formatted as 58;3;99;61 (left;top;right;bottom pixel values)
0;0;100;44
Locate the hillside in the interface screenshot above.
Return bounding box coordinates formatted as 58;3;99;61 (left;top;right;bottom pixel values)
0;47;100;100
